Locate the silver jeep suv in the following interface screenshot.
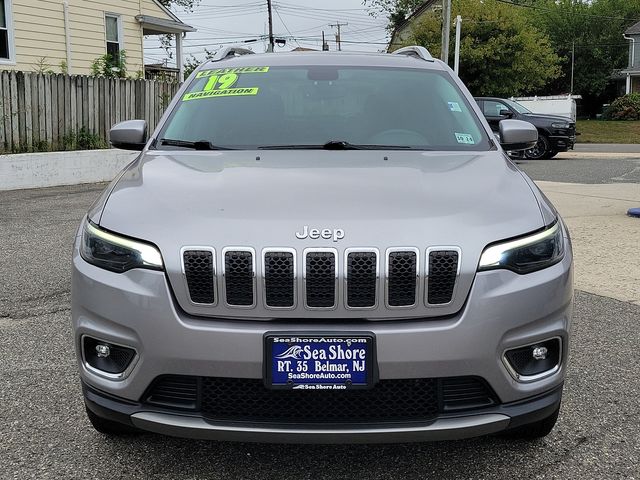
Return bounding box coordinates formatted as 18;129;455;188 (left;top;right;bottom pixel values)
72;46;573;443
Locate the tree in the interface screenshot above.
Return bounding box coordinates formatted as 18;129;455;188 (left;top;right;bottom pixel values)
157;0;200;11
395;0;561;97
523;0;640;115
363;0;425;31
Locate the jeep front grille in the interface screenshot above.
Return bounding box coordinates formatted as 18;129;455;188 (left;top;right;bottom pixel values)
345;250;378;308
223;249;255;307
263;250;296;308
182;249;215;305
304;250;337;308
427;250;459;305
181;247;460;311
386;249;418;307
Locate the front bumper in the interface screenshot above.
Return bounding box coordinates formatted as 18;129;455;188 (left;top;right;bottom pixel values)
548;134;576;152
84;381;563;443
72;229;573;442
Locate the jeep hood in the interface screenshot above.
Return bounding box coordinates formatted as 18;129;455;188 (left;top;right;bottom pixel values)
95;150;547;319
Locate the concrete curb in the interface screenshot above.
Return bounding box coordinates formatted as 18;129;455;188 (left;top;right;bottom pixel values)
0;149;138;191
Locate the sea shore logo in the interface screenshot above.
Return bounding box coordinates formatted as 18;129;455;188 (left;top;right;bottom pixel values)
275;345;304;360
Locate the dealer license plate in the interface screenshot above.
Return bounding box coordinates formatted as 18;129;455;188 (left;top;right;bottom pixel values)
265;333;375;390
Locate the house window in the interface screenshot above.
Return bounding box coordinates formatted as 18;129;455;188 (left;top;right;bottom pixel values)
0;0;13;61
105;14;122;58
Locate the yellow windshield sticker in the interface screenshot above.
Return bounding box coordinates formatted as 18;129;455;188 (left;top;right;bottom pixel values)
203;73;239;91
183;88;259;101
196;66;269;78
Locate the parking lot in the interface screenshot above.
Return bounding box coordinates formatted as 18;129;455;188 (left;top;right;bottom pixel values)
1;154;639;479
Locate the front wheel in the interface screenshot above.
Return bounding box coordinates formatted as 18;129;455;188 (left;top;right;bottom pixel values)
525;135;551;160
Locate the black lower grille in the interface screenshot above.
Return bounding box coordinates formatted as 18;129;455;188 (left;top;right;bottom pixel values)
387;251;417;306
441;377;496;411
224;250;254;306
305;251;336;308
146;376;199;410
264;251;295;307
428;250;459;304
183;250;215;304
145;376;496;424
346;251;377;308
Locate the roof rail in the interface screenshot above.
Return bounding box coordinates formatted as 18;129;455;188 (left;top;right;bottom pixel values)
211;46;256;62
392;46;434;62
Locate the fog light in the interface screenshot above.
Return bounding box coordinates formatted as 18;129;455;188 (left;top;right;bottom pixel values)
95;344;111;358
504;338;561;381
532;346;548;360
82;336;136;376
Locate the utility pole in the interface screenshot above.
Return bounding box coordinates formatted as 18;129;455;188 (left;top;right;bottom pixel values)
441;0;451;63
454;15;462;75
570;41;575;94
266;0;274;52
329;22;348;51
322;31;329;51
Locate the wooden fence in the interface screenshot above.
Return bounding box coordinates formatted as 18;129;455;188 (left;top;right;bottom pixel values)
0;71;181;153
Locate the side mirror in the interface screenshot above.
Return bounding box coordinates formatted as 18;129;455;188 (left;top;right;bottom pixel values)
499;119;538;151
109;120;148;151
499;109;513;118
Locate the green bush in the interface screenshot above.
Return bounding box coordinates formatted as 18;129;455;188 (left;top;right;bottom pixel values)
62;128;107;151
603;94;640;120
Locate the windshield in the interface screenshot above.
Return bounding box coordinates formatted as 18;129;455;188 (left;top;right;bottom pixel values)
505;99;532;114
158;65;491;151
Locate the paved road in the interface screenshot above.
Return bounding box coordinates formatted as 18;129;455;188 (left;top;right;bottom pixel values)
574;143;640;154
1;168;639;479
517;156;640;184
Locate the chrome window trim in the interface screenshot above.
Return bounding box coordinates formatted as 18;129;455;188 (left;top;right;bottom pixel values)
80;335;139;381
262;247;297;310
180;246;217;307
303;248;338;310
501;336;563;384
344;248;379;310
385;247;420;309
221;247;257;309
425;246;462;307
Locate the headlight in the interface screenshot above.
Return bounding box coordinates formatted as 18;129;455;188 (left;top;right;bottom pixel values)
478;222;564;274
551;122;570;129
80;221;163;273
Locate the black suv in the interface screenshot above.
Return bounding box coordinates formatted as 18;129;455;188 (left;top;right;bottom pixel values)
475;97;576;159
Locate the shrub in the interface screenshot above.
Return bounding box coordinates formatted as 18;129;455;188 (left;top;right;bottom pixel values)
62;128;107;151
603;94;640;120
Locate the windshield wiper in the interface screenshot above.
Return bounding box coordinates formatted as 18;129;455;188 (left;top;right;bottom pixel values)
258;141;415;150
158;138;234;150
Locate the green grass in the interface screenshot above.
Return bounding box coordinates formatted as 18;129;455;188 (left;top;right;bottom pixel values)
576;120;640;144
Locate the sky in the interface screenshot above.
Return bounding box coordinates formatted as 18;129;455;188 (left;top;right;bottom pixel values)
144;0;391;66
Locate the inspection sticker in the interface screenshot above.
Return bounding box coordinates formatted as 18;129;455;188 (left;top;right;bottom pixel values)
448;101;462;112
455;132;475;145
196;66;269;78
183;87;259;101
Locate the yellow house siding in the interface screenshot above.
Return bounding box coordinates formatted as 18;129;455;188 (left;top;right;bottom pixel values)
3;0;178;75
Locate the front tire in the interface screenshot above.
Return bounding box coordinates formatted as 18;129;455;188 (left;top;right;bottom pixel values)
525;135;551;160
501;404;560;440
86;407;140;435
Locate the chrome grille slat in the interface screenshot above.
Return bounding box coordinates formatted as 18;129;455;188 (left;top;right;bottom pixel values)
386;248;418;308
263;249;296;309
182;247;216;305
304;249;338;309
223;248;256;307
345;249;378;309
426;248;460;306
